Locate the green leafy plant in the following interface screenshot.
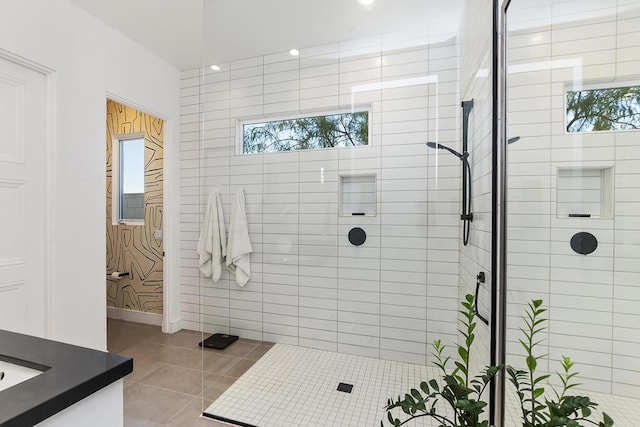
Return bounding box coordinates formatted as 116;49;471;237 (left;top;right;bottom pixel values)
506;300;614;427
382;294;500;427
382;296;616;427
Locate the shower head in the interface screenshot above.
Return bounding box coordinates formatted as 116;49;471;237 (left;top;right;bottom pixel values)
426;142;465;159
508;136;521;144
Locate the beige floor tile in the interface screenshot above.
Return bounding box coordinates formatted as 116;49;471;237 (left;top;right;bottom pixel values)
166;348;205;371
124;382;193;424
108;319;272;426
108;332;152;354
245;344;273;361
166;397;226;427
124;418;163;427
137;364;205;396
201;375;236;401
237;337;262;345
223;358;256;378
111;322;161;339
122;342;190;364
167;397;222;427
215;340;259;358
202;353;243;375
127;358;165;382
146;331;203;349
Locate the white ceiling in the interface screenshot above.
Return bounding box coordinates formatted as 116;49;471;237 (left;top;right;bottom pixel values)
70;0;204;70
70;0;465;71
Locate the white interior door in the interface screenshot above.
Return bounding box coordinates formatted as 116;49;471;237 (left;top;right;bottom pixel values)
0;56;47;336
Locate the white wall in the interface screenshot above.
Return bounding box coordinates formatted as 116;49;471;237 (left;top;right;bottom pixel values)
506;0;640;398
0;0;181;350
179;32;464;364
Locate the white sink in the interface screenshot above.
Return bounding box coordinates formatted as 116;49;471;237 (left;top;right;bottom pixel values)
0;359;43;392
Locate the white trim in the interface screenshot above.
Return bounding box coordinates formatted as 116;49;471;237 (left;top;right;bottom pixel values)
161;117;181;334
107;307;162;326
165;318;184;334
44;68;56;341
236;106;372;155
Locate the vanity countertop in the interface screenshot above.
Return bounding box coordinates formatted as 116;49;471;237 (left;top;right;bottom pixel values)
0;329;132;427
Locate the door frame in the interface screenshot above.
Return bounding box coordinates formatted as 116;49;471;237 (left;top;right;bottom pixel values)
105;92;178;334
0;48;56;339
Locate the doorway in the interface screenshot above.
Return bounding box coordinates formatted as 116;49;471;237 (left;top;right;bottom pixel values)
106;99;164;324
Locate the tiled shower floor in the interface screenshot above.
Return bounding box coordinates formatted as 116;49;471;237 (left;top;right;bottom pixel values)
205;344;638;427
204;344;449;427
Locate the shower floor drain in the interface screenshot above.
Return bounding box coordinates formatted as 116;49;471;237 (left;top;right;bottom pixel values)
337;382;353;393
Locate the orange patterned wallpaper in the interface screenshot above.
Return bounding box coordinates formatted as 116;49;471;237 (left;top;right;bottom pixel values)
106;100;163;314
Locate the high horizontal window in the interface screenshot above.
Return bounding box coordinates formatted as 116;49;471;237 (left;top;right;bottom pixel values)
240;109;370;154
566;84;640;133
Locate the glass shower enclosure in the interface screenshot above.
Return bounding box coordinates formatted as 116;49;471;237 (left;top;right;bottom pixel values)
188;0;497;425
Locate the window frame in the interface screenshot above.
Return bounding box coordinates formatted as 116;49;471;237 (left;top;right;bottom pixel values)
564;79;640;134
111;132;146;225
236;106;372;155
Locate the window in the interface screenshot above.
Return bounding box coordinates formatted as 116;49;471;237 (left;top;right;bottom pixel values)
566;83;640;133
240;109;370;154
113;135;145;223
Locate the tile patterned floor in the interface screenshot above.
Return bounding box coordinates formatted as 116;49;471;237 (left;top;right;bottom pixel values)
205;343;638;427
110;320;637;427
107;318;273;427
204;344;450;427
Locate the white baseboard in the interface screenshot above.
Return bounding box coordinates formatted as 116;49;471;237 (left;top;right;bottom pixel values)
107;307;162;326
163;318;184;334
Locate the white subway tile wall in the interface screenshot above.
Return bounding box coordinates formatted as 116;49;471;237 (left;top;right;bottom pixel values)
507;0;640;398
179;32;464;365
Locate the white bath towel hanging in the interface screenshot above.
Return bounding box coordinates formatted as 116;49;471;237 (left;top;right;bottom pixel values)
197;189;227;281
226;188;253;287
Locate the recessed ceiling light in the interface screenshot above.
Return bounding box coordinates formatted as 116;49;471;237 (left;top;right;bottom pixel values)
357;0;375;5
210;65;221;71
289;49;300;56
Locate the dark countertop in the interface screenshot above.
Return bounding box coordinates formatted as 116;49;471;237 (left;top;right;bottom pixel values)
0;329;132;427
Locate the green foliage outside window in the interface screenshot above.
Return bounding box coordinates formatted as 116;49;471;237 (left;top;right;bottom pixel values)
566;85;640;132
242;111;369;154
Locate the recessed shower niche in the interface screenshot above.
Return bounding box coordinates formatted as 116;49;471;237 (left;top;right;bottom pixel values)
556;166;613;219
339;174;377;217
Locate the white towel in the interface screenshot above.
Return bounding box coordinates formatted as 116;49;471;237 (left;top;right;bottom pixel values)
197;189;227;281
226;188;253;286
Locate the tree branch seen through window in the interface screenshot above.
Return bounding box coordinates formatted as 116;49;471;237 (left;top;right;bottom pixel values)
242;111;369;154
566;85;640;133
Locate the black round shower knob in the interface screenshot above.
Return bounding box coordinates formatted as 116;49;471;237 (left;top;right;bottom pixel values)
570;232;597;255
348;227;366;246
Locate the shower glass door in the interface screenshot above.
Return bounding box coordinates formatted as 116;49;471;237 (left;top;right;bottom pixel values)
503;0;640;425
193;0;496;424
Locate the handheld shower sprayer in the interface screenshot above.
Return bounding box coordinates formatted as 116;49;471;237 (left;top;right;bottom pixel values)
426;99;475;246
